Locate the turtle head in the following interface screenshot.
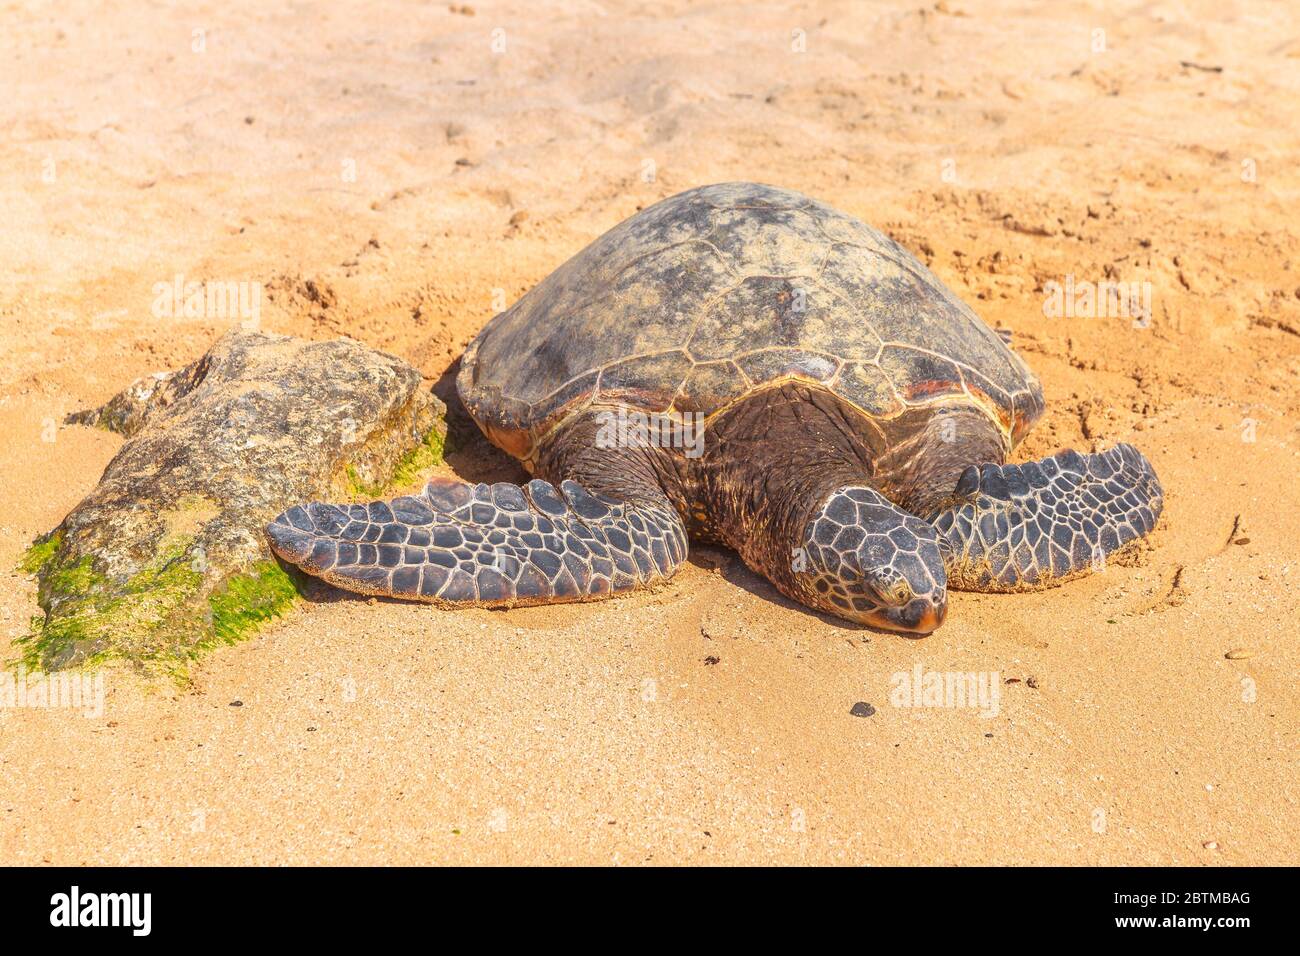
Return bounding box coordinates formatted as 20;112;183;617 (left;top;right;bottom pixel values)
795;486;948;634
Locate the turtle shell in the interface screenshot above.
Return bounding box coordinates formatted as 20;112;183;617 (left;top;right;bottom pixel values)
458;182;1044;461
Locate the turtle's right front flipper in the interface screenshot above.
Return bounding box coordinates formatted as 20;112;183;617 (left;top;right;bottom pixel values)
266;477;687;607
929;443;1162;592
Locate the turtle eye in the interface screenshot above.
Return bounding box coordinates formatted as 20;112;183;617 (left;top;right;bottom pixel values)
865;573;910;607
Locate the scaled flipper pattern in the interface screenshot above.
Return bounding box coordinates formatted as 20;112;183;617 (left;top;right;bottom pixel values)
930;443;1162;592
267;477;687;607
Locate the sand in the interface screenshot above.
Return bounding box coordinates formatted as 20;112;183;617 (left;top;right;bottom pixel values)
1;0;1297;865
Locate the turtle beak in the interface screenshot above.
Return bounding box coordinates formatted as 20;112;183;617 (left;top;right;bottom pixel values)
876;598;947;636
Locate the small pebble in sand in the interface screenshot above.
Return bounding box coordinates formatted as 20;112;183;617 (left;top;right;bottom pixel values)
1202;840;1219;850
229;700;243;707
1234;537;1250;545
509;210;529;226
1225;648;1255;660
850;701;876;718
703;655;720;666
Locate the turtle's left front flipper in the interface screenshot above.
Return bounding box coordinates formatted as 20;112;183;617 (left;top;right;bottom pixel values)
929;443;1162;592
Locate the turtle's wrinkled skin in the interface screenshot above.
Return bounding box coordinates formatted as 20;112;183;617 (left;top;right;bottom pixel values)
268;183;1163;634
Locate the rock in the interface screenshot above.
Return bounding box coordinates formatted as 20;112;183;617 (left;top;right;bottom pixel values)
850;701;876;718
22;330;446;673
66;365;206;438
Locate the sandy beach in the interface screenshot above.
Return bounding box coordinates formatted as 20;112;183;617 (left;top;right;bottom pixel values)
1;0;1297;865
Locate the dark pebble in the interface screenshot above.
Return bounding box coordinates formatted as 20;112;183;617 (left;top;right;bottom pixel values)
850;701;876;718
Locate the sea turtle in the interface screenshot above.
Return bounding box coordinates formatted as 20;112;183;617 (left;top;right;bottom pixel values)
267;182;1162;634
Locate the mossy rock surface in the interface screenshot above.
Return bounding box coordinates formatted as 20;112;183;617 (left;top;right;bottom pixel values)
22;330;446;673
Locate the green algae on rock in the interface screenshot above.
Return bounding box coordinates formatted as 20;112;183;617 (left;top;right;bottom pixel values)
23;330;446;672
